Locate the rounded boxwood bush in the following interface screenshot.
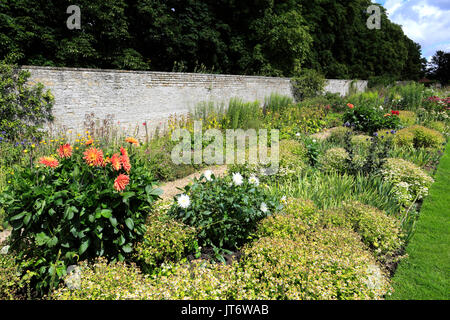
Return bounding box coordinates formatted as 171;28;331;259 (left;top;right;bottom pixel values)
238;228;390;300
337;201;404;259
394;125;445;149
319;147;350;173
133;211;199;274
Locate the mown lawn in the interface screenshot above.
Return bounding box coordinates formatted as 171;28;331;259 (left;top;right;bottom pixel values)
388;143;450;300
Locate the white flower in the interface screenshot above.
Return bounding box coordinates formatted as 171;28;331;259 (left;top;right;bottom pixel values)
296;132;301;137
232;173;243;186
0;245;10;255
248;175;259;186
379;105;383;110
312;139;317;143
177;194;190;209
260;202;269;213
203;170;213;181
281;196;287;203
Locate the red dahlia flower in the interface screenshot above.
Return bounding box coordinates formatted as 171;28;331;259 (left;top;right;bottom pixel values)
114;174;130;192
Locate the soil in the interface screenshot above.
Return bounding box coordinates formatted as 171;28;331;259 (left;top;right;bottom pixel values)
0;229;10;245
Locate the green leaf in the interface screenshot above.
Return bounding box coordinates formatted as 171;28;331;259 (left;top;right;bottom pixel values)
125;218;134;230
79;239;90;255
35;232;50;246
10;212;25;221
100;209;112;219
109;217;118;227
122;244;132;253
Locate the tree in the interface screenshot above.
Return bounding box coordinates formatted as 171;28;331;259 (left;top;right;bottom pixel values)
427;51;450;85
0;57;54;139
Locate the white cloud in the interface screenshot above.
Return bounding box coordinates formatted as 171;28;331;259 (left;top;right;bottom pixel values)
379;0;450;58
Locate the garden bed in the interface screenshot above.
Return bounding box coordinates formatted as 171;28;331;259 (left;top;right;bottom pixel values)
1;85;449;300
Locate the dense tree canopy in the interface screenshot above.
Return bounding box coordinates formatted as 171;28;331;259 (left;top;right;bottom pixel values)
0;0;424;79
427;51;450;85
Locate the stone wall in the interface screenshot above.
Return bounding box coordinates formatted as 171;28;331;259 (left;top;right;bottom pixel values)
23;66;367;133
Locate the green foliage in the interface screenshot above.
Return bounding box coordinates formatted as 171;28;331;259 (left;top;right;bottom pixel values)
426;121;447;133
239;229;390;299
0;253;30;300
390;83;425;110
398;111;417;127
279;139;307;169
291;69;326;101
343;104;401;134
351;135;372;150
134;211;199;273
327;126;353;144
263;93;293;114
336;202;404;259
225;98;262;130
0;143;161;294
394;125;445;149
271;169;401;215
0;60;54;139
168;172;279;250
319;147;349;173
381;158;434;205
368;75;397;89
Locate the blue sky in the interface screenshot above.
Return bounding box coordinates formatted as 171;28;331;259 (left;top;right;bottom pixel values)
375;0;450;60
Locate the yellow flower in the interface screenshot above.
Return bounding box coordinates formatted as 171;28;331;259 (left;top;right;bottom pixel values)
23;149;28;153
77;133;81;137
31;144;36;148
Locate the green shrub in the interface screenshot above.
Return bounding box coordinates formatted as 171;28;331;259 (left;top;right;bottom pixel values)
336;202;404;258
0;253;30;300
426;121;447;133
291;69;326;101
398;111;416;127
167;171;279;250
134;212;199;273
279;139;307;169
343;104;401;134
0;142;162;294
319;147;349;173
392;129;414;148
327;126;352;144
0;60;54;139
238;228;390;299
52;257;240;300
381;158;434;204
256;198;318;239
394;125;445;149
351;135;372;150
52;257;153;300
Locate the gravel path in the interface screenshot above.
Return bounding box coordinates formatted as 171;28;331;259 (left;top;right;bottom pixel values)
159;165;228;201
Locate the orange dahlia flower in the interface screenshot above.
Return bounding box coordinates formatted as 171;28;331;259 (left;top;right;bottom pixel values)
39;156;59;168
58;144;73;158
83;147;104;166
120;154;131;173
125;137;139;146
85;139;94;146
120;146;128;157
110;153;122;171
114;174;130;192
347;103;354;109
